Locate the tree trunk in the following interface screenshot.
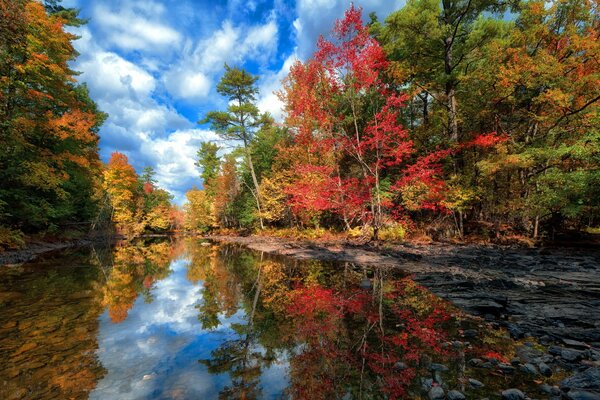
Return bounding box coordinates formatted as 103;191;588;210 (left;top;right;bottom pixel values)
244;147;265;230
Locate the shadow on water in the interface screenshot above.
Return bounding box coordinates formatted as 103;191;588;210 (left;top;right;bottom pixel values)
0;238;566;399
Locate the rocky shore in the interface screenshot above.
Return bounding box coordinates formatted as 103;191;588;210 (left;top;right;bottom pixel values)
211;235;600;399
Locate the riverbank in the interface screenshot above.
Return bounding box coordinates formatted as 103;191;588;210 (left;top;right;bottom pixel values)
0;236;108;266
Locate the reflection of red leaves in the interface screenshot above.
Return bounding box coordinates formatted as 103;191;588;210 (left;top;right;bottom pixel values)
143;275;154;289
287;285;344;341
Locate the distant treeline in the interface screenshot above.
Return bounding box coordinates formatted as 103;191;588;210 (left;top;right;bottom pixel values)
189;1;599;242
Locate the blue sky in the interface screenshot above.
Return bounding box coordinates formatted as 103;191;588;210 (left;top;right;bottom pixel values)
62;0;405;204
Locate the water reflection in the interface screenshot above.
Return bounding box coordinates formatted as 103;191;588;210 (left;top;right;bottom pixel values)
0;239;550;399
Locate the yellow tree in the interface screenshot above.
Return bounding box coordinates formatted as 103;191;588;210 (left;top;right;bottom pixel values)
103;152;143;237
184;188;215;232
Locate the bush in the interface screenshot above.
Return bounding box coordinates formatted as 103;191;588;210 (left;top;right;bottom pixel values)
379;223;406;242
0;226;26;251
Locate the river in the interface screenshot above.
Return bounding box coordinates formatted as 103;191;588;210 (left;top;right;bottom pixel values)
0;238;596;399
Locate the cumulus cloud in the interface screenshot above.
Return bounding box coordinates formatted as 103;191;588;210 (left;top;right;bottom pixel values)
91;2;182;54
164;16;278;102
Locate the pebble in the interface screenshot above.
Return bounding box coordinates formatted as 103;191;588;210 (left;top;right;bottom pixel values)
501;388;525;400
520;363;538;375
447;390;466;400
539;362;552;377
566;391;600;400
469;378;484;388
428;386;445;400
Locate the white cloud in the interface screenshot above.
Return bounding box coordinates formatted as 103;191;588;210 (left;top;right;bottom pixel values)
78;51;156;98
164;70;212;100
164;17;278;101
257;52;298;120
139;129;220;204
92;2;182;54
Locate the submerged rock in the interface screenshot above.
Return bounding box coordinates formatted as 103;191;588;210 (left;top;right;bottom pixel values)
468;378;484;388
566;391;600;400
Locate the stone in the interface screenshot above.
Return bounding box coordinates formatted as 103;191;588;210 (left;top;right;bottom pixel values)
394;362;408;371
447;390;466;400
430;363;449;372
566;391;600;400
520;363;538;375
560;368;600;392
501;388;525;400
463;329;478;339
421;378;434;391
498;363;516;374
562;348;585;362
428;386;445;400
469;378;484;388
539;362;552;377
563;339;590;350
469;358;485;367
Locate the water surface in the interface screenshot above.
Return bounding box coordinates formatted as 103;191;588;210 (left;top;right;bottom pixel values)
0;239;551;399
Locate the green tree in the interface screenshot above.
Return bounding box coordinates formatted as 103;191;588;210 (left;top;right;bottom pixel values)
196;142;221;198
201;65;270;229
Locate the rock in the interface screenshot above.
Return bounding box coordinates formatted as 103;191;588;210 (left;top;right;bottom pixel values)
507;324;525;339
421;378;434;391
539;362;552;377
560;368;600;392
469;378;484;388
563;339;590;350
499;363;516;374
394;362;408;371
511;357;521;366
566;391;600;400
501;388;525;400
520;363;538;375
447;390;466;400
562;348;585;362
428;386;445;400
430;363;449;372
469;358;485;367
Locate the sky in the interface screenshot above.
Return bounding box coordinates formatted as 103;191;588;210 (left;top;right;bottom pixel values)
62;0;405;204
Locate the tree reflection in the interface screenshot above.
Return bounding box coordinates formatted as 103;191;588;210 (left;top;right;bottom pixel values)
101;241;173;323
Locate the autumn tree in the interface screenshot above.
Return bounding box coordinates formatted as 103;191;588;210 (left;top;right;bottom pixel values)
0;1;106;235
279;6;452;239
184;188;215;232
201;65;271;229
103;152;143;237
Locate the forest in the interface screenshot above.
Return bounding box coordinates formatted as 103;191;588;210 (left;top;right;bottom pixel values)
0;0;598;249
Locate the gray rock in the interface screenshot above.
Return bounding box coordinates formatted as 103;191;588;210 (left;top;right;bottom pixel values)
566;391;600;400
539;362;552;377
499;363;516;374
428;386;445;400
562;348;585;362
469;358;484;367
560;368;600;392
447;390;466;400
501;388;525;400
563;339;590;350
520;363;538;375
394;361;408;371
430;363;449;372
469;378;484;388
421;378;434;391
